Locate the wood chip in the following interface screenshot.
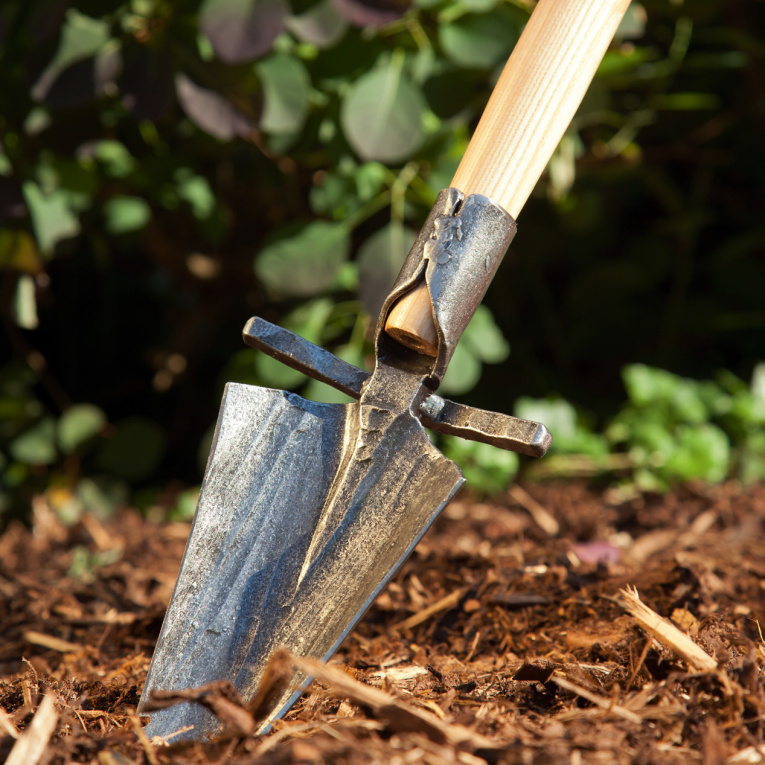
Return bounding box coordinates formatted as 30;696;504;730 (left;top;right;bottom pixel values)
393;588;467;631
5;695;58;765
289;653;505;751
619;586;717;673
509;484;560;536
0;706;19;739
130;715;160;765
24;631;82;654
552;674;643;724
370;665;429;682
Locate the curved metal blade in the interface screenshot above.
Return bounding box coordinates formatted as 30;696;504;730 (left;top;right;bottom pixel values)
140;382;463;739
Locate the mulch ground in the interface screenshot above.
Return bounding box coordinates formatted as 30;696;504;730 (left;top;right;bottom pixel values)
2;480;765;764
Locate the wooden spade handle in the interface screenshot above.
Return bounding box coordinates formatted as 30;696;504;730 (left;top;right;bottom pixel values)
385;0;630;356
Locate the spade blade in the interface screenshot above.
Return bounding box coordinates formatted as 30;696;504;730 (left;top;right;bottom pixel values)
140;381;463;739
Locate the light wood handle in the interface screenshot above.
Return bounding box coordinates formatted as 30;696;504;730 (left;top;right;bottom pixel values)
385;0;630;356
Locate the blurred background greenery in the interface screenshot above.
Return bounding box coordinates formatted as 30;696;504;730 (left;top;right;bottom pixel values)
1;0;763;522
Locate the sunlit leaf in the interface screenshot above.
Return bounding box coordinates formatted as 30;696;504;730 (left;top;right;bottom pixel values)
31;9;109;105
22;182;80;254
439;341;481;395
93;140;134;178
200;0;287;64
175;170;216;220
440;435;518;495
13;275;38;330
665;423;730;483
287;0;347;48
331;0;410;28
357;223;416;318
58;404;106;453
516;397;577;439
438;9;520;70
10;418;57;465
303;343;362;403
176;73;256;140
254;221;349;297
752;363;765;403
461;305;509;364
257;54;311;135
615;2;646;40
341;58;426;162
77;476;127;519
103;196;151;234
255;352;307;389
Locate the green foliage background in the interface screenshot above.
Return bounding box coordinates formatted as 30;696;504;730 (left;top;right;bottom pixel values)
0;0;763;518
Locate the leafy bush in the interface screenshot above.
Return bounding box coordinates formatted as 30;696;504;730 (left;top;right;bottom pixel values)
0;0;761;516
517;363;765;493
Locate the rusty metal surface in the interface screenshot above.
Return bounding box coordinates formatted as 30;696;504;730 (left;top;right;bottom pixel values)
243;317;551;458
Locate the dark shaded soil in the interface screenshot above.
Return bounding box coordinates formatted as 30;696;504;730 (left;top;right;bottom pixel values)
2;481;765;763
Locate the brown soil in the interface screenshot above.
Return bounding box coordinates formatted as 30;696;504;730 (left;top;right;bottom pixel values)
2;481;765;764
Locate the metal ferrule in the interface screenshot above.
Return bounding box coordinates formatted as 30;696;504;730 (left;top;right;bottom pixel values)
375;189;517;387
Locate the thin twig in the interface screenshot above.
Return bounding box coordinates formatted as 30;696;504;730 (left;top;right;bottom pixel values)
552;674;643;724
5;695;58;765
393;588;467;631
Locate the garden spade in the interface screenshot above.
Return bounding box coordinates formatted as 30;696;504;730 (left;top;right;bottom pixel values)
140;0;629;740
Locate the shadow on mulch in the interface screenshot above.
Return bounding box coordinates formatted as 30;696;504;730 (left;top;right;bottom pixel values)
1;481;765;763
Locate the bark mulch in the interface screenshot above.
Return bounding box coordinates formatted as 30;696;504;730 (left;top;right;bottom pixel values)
1;481;765;764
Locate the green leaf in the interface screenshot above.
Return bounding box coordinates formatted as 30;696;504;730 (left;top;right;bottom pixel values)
255;352;307;389
200;0;287;63
597;46;651;76
257;54;312;135
58;404;106;454
461;305;509;364
752;362;765;403
254;221;349;297
95;417;166;481
13;275;38;330
175;170;216;220
615;3;646;40
22;182;80;255
439;341;481;396
103;196;151;234
171;486;201;521
94;140;135;178
175;73;256;140
303;344;362;404
10;418;57;465
31;10;109;103
284;297;334;343
77;476;127;519
440;435;518;495
354;162;387;201
622;364;709;423
515;397;577;439
341;56;427;163
357;223;416;318
664;424;730;483
287;0;347;48
438;10;520;70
